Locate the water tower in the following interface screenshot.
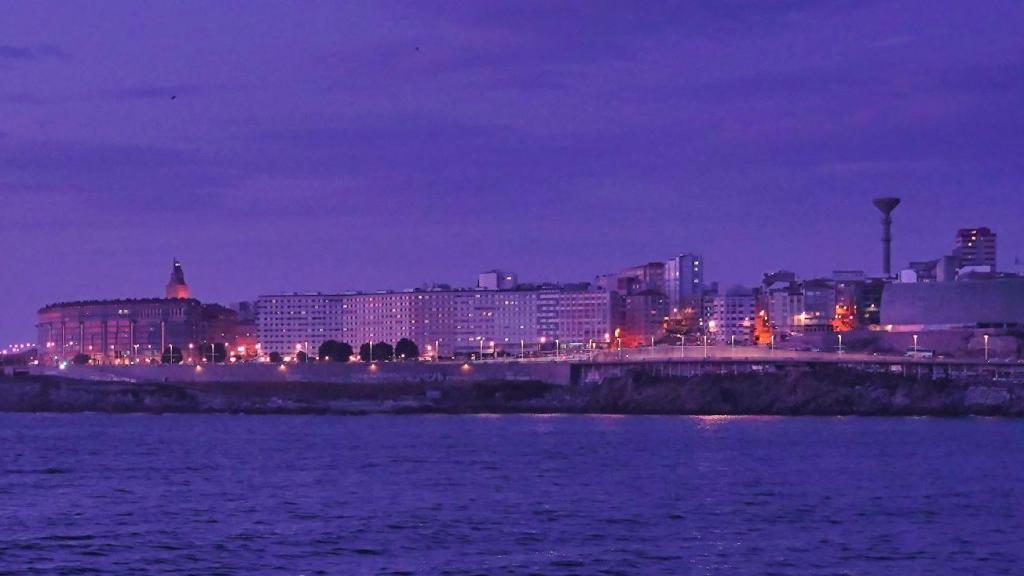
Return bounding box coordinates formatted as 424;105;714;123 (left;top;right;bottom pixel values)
872;197;901;277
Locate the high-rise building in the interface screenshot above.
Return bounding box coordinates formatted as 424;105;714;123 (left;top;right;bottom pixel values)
256;285;615;358
665;253;703;310
620;262;667;295
955;227;997;270
255;293;345;357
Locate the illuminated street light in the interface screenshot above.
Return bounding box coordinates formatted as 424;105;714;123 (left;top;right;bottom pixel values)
983;334;990;362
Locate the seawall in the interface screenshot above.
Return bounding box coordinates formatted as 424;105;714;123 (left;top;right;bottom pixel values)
32;361;573;386
2;366;1023;416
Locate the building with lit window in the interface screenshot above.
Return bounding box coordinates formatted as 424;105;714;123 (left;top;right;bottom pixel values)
710;285;756;344
665;253;703;310
954;227;997;271
36;260;249;365
253;293;345;358
256;284;615;358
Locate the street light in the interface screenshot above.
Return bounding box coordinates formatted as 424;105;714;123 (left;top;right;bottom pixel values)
913;334;919;355
703;333;709;359
984;334;990;362
837;334;844;355
675;334;685;359
520;339;525;360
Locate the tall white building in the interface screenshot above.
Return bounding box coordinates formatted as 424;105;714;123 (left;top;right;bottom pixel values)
256;293;345;356
257;286;614;358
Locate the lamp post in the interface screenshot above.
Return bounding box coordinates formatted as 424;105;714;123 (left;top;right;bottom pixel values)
479;338;484;361
555;339;560;361
913;334;919;356
675;334;685;359
837;334;844;355
703;333;708;359
984;334;990;362
435;339;440;362
520;339;525;360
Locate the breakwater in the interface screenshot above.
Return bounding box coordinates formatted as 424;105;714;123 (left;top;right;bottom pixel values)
2;366;1023;416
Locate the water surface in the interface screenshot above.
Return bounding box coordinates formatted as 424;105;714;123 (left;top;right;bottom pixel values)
1;414;1021;574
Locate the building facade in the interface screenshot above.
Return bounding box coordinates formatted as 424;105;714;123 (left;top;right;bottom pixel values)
256;293;346;357
665;253;703;311
955;227;997;271
710;286;756;344
256;286;615;358
35;261;247;365
881;278;1024;331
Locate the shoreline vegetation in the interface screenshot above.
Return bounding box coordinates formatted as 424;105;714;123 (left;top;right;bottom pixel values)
2;369;1023;417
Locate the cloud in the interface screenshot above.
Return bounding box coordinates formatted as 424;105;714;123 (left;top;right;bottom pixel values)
0;138;239;210
1;92;44;105
0;44;67;60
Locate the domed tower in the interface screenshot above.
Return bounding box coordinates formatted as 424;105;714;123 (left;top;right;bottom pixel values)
166;259;191;299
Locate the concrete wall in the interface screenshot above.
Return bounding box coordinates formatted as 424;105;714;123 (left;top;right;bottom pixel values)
881;278;1024;328
33;361;574;386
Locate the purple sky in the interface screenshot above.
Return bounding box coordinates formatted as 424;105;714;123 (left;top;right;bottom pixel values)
1;1;1022;345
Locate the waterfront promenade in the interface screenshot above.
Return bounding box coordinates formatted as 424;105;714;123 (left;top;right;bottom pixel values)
16;345;1024;385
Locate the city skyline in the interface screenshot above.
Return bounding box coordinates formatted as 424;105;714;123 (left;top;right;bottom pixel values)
2;1;1023;345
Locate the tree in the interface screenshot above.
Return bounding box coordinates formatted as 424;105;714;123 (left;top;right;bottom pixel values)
318;340;339;361
318;340;354;362
359;341;394;362
161;345;183;364
268;351;283;363
201;342;227;363
395;338;419;360
71;353;91;365
296;351;309;363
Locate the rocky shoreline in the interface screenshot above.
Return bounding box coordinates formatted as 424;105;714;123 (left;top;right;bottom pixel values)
1;369;1023;416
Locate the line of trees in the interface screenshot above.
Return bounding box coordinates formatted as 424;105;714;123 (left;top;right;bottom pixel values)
309;338;420;363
